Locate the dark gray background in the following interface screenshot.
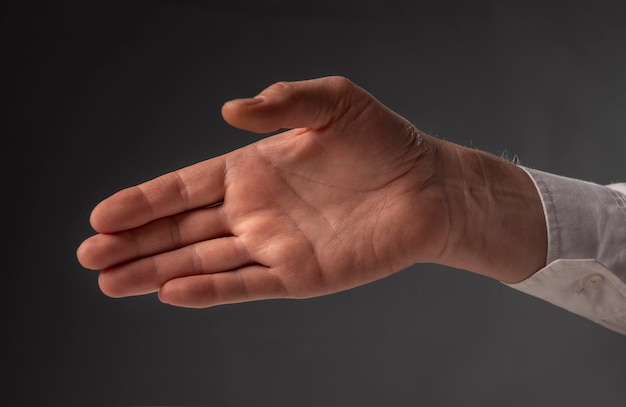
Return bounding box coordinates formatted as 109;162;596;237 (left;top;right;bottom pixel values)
2;0;625;405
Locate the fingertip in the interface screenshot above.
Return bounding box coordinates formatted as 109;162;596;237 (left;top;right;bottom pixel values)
87;189;139;234
88;204;103;233
97;269;127;299
89;194;118;233
76;235;103;270
221;96;273;133
157;291;169;305
76;236;100;270
76;240;90;269
97;273;115;298
157;286;183;307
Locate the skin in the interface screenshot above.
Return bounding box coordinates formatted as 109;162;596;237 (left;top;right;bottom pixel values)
76;76;547;308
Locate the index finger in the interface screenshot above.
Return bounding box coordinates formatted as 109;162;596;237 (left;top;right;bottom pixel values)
90;154;227;233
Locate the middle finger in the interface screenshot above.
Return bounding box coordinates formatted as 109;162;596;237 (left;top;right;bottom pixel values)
82;204;229;270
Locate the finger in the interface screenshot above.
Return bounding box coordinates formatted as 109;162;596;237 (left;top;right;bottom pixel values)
221;76;368;134
77;204;229;270
158;265;290;308
90;154;227;233
98;236;251;298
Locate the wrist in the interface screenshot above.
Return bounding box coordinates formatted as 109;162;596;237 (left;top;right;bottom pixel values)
433;139;547;283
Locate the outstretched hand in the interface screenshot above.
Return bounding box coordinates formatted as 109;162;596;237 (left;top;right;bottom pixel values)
77;76;546;307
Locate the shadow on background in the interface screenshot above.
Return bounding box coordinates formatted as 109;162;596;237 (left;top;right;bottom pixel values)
2;0;625;405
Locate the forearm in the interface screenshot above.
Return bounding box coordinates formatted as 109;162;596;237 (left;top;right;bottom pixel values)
432;138;548;283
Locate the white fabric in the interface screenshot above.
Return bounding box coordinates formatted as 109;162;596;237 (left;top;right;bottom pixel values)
508;168;626;335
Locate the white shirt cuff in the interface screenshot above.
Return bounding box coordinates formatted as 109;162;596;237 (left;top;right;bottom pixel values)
510;259;626;335
507;168;626;335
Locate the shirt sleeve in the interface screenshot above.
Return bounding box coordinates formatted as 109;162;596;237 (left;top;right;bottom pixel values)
507;168;626;335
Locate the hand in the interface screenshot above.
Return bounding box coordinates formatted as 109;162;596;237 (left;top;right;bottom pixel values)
77;76;546;308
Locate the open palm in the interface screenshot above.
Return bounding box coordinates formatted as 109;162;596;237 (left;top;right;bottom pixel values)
77;77;449;307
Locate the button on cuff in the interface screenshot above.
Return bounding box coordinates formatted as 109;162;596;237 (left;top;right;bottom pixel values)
506;259;626;335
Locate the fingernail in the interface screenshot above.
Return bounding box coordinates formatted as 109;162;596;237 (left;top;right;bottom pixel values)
235;96;265;105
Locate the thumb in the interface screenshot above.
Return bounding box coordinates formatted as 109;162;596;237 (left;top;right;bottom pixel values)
221;76;366;134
